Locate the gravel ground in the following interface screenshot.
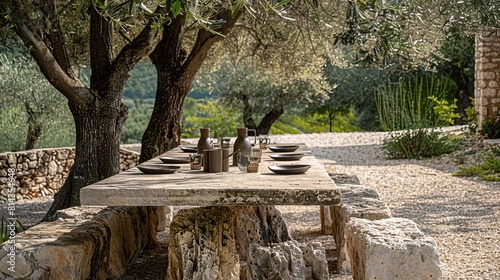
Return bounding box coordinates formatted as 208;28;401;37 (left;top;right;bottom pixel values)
3;128;499;279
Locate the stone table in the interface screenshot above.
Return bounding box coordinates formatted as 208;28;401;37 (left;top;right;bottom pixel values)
80;143;340;279
80;144;340;207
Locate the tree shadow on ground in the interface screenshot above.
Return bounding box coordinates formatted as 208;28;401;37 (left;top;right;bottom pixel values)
311;144;500;237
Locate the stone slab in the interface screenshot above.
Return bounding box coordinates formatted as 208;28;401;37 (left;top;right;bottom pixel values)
346;217;442;280
0;206;158;279
80;144;341;207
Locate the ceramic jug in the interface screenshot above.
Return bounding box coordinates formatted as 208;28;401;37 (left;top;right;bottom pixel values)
197;128;213;154
232;128;255;166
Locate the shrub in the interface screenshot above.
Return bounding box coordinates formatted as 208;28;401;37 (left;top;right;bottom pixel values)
428;96;460;126
454;148;500;181
383;128;460;159
479;115;500;139
463;98;477;134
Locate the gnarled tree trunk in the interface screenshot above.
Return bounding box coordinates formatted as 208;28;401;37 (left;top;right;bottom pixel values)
140;11;241;162
44;97;127;218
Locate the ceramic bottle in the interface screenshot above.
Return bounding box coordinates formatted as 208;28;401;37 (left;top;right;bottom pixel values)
232;128;252;166
197;128;213;154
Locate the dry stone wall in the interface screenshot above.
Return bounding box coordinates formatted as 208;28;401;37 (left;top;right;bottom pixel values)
475;28;500;127
0;147;139;202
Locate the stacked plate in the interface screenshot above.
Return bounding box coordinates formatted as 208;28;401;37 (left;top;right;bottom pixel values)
137;165;181;174
268;165;311;175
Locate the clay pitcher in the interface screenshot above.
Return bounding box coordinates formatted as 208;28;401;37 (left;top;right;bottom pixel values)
232;128;253;166
197;128;213;154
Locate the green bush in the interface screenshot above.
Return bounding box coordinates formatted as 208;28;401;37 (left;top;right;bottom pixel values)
383;128;460;159
479;115;500;139
454;148;500;181
463;97;477;134
428;96;460;126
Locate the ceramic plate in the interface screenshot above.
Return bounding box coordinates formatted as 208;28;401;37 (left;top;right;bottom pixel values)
268;153;304;161
159;156;190;164
268;164;311;175
137;165;181;174
267;145;299;153
180;146;198;153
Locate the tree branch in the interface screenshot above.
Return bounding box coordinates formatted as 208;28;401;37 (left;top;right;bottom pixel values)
15;23;86;104
110;19;160;88
39;0;74;78
149;14;186;72
89;5;113;89
182;10;242;80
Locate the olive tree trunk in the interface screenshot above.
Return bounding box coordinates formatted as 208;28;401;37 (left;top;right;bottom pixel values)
140;10;241;162
44;98;127;218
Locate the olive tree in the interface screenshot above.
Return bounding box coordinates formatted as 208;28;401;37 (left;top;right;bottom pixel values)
0;53;73;151
185;1;336;135
1;0;163;218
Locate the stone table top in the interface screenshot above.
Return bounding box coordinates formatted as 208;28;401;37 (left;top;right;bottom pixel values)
80;143;341;207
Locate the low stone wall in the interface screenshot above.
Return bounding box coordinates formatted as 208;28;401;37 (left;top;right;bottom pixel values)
0;147;139;202
0;206;158;279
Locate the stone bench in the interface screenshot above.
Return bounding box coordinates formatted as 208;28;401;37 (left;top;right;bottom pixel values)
323;184;392;273
320;173;361;235
346;217;442;280
0;206;158;279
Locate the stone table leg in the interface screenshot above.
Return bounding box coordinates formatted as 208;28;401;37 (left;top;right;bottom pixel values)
167;205;328;280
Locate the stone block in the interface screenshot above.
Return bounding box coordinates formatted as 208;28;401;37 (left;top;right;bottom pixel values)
56;149;69;160
167;206;240;280
27;161;38;169
485;88;499;97
246;241;306;280
346;217;442;280
246;240;329;280
299;242;330;280
47;161;58;176
483;62;499;70
330;184;392;273
476;79;487;88
167;206;293;280
0;206;158;279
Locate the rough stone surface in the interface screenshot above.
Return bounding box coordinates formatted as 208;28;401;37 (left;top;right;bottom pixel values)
0;206;158;279
246;240;329;280
330;184;392;273
167;206;240;280
230;205;292;264
299;242;330;280
476;28;500;128
167;206;297;280
247;240;306;280
345;217;442;280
